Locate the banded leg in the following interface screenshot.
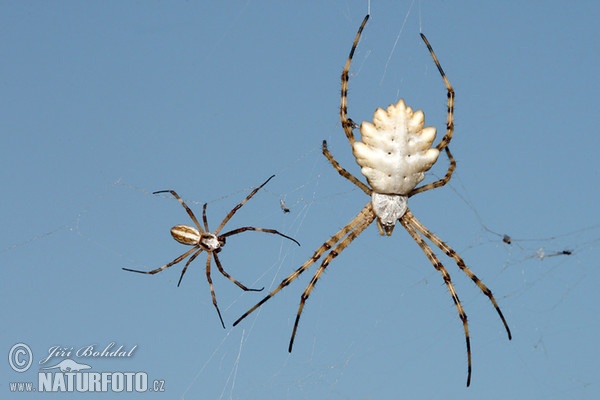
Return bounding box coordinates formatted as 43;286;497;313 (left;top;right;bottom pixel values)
177;249;203;287
419;33;455;152
322;140;371;195
400;214;472;386
406;210;512;340
409;147;456;197
340;14;370;146
214;175;276;234
122;246;199;277
233;202;375;328
204;254;226;328
154;190;204;232
212;252;263;292
288;206;375;351
220;226;300;247
202;203;210;232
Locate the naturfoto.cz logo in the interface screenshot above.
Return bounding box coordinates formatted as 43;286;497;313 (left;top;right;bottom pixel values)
7;342;166;393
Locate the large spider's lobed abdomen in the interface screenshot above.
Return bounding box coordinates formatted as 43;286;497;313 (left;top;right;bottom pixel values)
353;99;439;195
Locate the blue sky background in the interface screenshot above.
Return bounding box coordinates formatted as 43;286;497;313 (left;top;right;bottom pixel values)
2;1;599;399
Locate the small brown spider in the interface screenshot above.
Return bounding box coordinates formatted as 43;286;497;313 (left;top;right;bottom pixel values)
124;175;299;328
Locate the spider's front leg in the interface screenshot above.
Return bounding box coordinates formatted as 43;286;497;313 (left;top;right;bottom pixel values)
419;33;455;152
340;14;370;146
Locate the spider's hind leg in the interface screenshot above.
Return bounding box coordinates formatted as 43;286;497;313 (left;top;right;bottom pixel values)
400;212;472;386
288;206;374;352
407;210;512;341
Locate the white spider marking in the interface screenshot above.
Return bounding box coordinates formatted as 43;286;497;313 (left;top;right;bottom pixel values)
371;192;408;227
201;235;221;252
353;99;439;196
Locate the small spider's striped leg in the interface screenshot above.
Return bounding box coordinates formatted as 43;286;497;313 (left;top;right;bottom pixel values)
122;246;199;276
409;147;456;197
212;251;264;292
322;140;372;195
340;14;370;146
233;202;374;328
399;213;472;387
420;33;455;152
289;206;375;352
153;190;205;233
220;227;300;247
202;255;227;329
176;248;204;287
213;175;276;235
202;203;210;232
406;209;512;340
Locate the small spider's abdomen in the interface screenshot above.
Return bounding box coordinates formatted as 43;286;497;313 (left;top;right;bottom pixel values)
353;99;439;195
171;225;200;246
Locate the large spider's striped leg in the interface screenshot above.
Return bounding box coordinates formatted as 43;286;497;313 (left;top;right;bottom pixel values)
233;202;373;328
406;210;512;340
220;227;300;247
213;175;276;235
399;213;472;386
204;254;226;329
340;14;370;146
153;190;205;233
212;252;263;292
409;147;456;197
122;246;199;277
420;33;455;152
322;140;371;195
289;206;375;352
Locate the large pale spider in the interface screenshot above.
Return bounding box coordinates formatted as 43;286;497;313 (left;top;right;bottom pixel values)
123;175;299;328
234;15;511;386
